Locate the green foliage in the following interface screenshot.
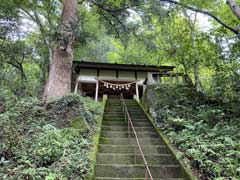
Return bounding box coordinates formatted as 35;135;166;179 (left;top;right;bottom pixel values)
1;0;240;179
210;64;240;104
143;84;240;179
0;94;102;179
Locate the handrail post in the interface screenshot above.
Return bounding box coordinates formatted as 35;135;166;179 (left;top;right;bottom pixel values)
145;167;148;180
134;147;136;164
128;116;130;138
125;109;127;122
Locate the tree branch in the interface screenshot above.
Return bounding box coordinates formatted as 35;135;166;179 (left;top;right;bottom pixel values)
100;12;121;38
90;0;135;41
226;0;240;20
89;0;145;12
157;0;239;35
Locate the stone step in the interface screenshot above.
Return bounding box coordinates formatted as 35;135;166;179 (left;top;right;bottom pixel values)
103;113;145;116
100;137;164;145
107;99;134;102
98;145;170;154
94;178;185;180
105;107;139;110
102;117;126;121
103;117;148;121
105;107;123;110
104;112;145;116
102;126;156;132
104;109;142;113
102;126;156;133
103;112;125;116
104;109;143;112
103;114;146;118
94;164;183;178
107;100;136;103
102;121;152;127
107;102;137;105
103;115;147;119
105;105;123;108
93;99;190;180
101;131;159;138
105;106;140;109
97;153;178;165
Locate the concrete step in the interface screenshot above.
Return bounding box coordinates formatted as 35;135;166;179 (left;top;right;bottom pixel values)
102;126;156;132
93;100;189;180
103;115;126;119
103;113;146;116
103;114;147;119
102;117;126;121
105;107;122;109
94;164;183;178
97;153;178;165
102;121;152;127
103;112;125;116
98;145;170;154
129;116;148;119
107;102;137;105
107;100;136;103
101;125;155;131
104;109;144;113
105;106;123;108
128;112;146;115
104;112;145;116
104;110;142;113
100;137;164;145
94;178;185;180
103;117;148;121
101;131;159;138
105;106;140;110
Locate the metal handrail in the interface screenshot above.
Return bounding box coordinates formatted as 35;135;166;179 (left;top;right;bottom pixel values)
120;93;154;180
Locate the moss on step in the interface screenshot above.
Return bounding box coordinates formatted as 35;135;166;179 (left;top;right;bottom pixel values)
70;117;89;130
86;95;107;180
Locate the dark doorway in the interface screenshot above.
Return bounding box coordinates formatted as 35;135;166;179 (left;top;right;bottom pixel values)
79;80;138;100
80;83;96;98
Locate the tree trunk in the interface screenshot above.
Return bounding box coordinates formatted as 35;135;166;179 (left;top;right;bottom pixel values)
226;0;240;20
43;0;78;101
184;11;203;92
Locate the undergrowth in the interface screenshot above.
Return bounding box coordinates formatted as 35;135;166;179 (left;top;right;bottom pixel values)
143;84;240;180
0;94;101;180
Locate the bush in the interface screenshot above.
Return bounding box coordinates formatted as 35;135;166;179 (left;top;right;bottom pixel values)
143;84;240;180
0;94;102;180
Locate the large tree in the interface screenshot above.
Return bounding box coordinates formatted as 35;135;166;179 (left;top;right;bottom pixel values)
43;0;78;100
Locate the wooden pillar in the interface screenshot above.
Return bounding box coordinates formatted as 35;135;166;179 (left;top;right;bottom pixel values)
74;80;78;93
135;83;139;101
95;80;99;102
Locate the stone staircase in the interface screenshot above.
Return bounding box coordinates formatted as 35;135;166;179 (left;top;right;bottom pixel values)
93;99;190;180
